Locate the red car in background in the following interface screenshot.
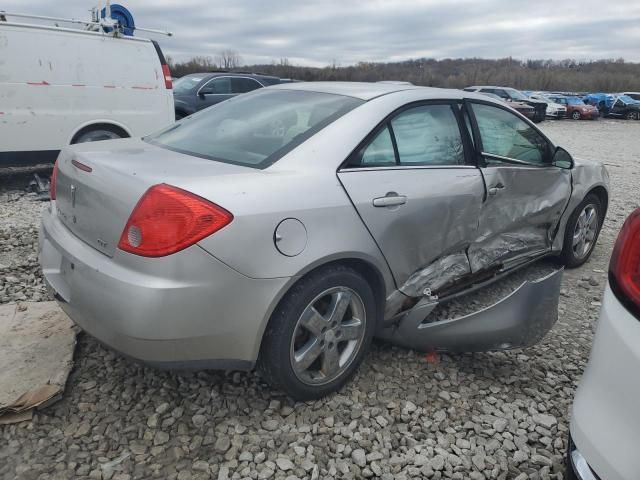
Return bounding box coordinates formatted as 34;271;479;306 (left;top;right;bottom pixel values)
548;95;599;120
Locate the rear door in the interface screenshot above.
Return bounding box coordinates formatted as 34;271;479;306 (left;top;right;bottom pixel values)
464;100;571;272
338;102;485;296
196;76;234;110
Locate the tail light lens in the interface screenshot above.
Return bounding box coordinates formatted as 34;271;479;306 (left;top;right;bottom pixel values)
50;160;58;200
162;64;172;89
609;208;640;316
118;184;233;257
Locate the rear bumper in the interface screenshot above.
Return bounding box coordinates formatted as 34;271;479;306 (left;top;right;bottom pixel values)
377;268;563;351
569;286;640;480
39;204;290;369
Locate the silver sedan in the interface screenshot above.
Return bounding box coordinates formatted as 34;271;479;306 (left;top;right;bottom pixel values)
40;82;609;399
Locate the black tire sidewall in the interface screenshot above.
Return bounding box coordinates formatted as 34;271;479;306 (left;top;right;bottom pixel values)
560;194;602;268
258;266;376;400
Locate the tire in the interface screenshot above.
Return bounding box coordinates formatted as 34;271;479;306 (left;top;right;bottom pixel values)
258;265;376;400
571;111;581;120
560;194;603;268
626;111;638;120
72;125;126;144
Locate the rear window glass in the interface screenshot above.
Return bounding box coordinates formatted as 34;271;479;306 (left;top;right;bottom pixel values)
146;90;363;168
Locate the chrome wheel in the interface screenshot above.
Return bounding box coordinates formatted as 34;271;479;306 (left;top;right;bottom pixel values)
572;204;598;259
290;287;366;386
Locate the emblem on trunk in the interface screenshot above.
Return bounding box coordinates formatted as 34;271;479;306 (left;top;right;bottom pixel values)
70;184;76;207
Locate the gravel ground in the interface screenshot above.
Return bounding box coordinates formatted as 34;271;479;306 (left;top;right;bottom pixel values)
1;119;639;480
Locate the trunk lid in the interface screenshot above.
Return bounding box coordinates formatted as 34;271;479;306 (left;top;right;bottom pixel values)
54;138;257;257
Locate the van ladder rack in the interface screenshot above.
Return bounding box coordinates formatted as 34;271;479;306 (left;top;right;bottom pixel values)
0;10;172;37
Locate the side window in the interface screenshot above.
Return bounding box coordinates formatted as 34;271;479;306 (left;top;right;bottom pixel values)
471;103;549;165
232;78;262;94
390;104;465;166
201;77;231;94
356;127;396;167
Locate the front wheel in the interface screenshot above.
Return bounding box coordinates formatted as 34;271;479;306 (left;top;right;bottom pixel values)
560;194;602;268
258;265;376;400
572;111;581;120
626;111;638;120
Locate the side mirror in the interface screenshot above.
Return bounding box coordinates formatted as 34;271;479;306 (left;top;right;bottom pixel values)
552;146;574;169
198;88;213;97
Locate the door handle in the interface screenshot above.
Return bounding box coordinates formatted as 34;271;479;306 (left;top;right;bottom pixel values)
372;193;407;207
488;183;505;196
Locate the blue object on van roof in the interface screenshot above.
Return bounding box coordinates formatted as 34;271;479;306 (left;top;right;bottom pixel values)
100;4;136;36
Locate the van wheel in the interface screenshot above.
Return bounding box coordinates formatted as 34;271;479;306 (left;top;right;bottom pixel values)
560;194;602;268
258;265;375;400
72;125;127;144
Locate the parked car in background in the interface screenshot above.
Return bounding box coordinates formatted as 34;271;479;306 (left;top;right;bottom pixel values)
0;13;174;167
478;92;536;120
583;92;614;113
528;93;567;119
604;95;640;120
172;72;281;119
464;86;547;122
547;96;599;120
568;209;640;480
41;82;608;399
622;92;640;101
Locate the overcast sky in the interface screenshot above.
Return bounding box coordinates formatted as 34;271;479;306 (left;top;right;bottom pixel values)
4;0;640;66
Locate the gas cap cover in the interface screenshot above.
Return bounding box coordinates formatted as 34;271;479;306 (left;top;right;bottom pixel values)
274;218;307;257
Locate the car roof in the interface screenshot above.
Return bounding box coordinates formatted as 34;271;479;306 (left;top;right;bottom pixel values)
466;86;518;90
268;81;473;101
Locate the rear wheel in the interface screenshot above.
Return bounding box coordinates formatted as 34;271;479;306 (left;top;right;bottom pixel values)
560;194;602;268
626;111;638;120
258;265;376;400
571;111;581;120
72;125;127;144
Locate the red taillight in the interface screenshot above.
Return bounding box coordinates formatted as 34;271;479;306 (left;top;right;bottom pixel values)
50;160;58;200
609;208;640;313
117;184;232;257
162;64;172;89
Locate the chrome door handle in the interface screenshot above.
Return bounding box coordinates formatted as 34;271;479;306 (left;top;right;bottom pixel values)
372;194;407;207
488;183;505;196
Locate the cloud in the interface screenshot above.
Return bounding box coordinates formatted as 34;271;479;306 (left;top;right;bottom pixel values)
3;0;640;65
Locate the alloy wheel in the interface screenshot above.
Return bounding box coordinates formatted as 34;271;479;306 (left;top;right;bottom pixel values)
572;204;598;260
572;111;581;120
290;287;366;386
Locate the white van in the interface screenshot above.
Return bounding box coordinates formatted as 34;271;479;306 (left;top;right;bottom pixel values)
0;18;174;166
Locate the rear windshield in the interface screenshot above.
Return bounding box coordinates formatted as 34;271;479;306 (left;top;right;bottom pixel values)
146;89;363;168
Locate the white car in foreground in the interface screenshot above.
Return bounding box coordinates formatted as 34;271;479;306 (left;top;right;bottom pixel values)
529;93;568;119
568;208;640;480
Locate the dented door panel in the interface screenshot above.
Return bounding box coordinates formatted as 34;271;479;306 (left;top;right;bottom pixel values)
470;166;572;272
338;167;484;292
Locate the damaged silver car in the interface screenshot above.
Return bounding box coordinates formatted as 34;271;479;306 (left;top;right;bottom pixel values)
39;82;609;399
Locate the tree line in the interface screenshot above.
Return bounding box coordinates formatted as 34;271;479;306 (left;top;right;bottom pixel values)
168;54;640;92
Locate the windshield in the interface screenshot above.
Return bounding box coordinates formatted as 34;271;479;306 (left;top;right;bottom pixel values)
566;97;584;105
147;89;363;168
173;75;205;95
506;88;528;101
618;95;636;104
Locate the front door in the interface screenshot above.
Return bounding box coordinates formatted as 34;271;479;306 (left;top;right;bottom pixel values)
338;102;485;302
464;100;572;272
